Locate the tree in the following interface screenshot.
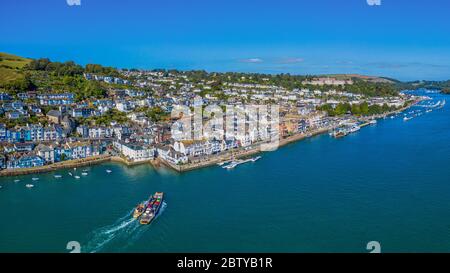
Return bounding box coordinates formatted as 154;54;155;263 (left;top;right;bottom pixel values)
146;107;169;122
3;75;36;93
360;102;369;115
351;104;361;116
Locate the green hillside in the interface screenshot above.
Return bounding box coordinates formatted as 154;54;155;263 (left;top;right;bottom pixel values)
0;52;31;84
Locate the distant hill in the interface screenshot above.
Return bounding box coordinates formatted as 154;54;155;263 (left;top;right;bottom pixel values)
322;74;397;84
0;52;31;84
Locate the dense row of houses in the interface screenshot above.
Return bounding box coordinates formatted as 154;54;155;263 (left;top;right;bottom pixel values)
0;124;63;142
0;69;412;170
0;141;106;169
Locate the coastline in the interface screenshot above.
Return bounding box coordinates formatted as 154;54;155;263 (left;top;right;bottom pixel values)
0;102;418;178
0;154;112;177
160;101;418;173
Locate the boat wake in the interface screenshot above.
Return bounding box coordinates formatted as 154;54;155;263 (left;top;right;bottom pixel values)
83;202;167;253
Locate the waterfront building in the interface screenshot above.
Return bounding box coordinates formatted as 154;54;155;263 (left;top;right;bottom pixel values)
173;140;212;157
35;144;55;163
157;146;188;165
7;153;45;169
113;141;155;161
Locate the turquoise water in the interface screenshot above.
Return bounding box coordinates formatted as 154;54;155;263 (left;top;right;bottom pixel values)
1;91;449;253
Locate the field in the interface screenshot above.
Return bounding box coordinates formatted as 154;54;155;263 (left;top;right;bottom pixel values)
0;52;31;84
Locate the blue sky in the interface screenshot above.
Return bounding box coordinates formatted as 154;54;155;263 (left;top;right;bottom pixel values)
1;0;450;81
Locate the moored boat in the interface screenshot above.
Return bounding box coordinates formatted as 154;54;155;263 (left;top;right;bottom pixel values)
349;125;360;133
26;184;34;188
252;156;262;162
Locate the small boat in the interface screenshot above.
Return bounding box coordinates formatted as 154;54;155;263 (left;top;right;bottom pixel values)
68;172;73;176
73;167;77;171
251;156;262;162
32;177;39;181
54;175;62;179
81;172;88;176
14;179;20;183
223;161;240;169
0;186;3;189
331;130;347;138
26;184;34;188
106;169;112;173
403;116;413;121
74;176;81;179
133;200;149;219
217;160;232;166
369;119;377;125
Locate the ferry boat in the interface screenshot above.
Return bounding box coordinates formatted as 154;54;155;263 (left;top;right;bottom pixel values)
133;197;152;219
140;192;164;225
26;184;34;188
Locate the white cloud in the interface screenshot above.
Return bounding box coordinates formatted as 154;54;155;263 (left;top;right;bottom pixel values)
239;58;264;63
277;57;304;64
67;0;81;6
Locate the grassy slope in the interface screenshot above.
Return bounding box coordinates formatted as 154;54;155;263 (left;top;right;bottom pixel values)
0;52;32;84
